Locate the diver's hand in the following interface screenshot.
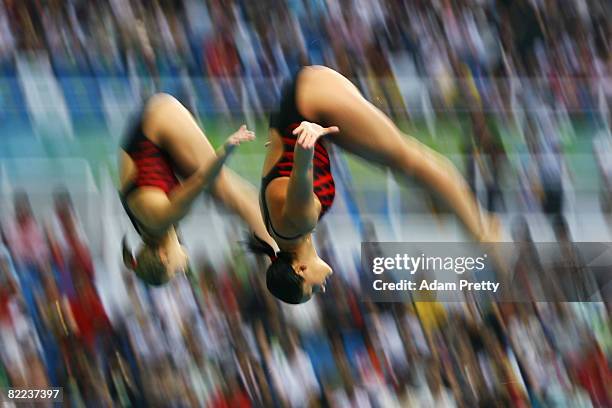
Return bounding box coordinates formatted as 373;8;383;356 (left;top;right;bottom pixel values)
293;121;339;150
226;125;255;146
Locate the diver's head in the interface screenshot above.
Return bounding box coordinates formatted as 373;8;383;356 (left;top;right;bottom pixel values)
122;238;187;286
249;234;332;304
265;252;332;304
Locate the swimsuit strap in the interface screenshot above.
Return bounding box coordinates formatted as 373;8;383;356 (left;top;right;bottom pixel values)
260;173;307;241
119;181;145;237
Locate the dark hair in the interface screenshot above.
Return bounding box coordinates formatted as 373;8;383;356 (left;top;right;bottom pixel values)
135;249;170;286
122;237;170;286
247;234;309;304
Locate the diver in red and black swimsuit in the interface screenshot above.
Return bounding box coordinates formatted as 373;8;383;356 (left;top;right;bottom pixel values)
120;108;180;240
254;66;501;304
119;93;275;285
260;105;336;240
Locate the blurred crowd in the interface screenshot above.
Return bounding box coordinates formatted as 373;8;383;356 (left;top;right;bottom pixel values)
0;189;610;407
0;0;609;115
0;0;611;407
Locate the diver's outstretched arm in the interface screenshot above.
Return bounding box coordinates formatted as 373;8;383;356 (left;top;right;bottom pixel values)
127;128;254;233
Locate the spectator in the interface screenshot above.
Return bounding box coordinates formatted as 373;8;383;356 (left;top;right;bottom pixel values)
3;191;49;269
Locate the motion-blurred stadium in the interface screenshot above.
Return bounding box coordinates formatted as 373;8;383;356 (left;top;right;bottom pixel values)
0;0;610;406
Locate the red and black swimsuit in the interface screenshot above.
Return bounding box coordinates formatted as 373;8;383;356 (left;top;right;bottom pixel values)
261;69;336;240
120;107;180;237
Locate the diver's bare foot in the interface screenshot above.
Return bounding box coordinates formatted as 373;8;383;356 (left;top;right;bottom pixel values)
478;214;503;243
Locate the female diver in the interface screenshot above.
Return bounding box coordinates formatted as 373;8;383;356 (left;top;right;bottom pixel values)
252;66;500;304
120;93;275;285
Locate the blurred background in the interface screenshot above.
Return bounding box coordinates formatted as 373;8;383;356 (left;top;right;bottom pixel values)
0;0;610;406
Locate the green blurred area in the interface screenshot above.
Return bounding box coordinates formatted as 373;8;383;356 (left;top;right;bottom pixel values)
0;115;601;189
